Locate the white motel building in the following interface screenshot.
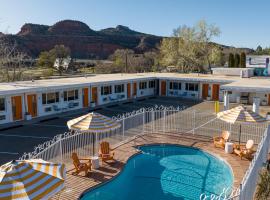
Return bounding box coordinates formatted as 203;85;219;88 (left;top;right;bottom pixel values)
1;69;270;125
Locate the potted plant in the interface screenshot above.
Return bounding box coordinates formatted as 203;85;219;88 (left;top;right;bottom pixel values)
25;112;32;120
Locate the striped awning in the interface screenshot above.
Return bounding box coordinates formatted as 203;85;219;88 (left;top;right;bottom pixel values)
0;159;66;200
67;112;121;133
217;106;266;124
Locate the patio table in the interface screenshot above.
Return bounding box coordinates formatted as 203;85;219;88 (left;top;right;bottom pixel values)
225;142;234;154
91;156;100;169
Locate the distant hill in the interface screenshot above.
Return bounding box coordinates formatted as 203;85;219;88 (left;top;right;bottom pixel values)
0;20;162;59
0;19;254;59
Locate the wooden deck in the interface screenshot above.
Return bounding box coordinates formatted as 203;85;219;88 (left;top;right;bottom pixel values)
54;133;250;200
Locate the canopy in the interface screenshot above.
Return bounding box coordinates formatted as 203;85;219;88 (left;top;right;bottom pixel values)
0;159;66;200
217;106;266;124
67;112;121;133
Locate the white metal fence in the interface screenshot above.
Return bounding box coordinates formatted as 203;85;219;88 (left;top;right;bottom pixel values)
239;127;270;200
19;106;269;200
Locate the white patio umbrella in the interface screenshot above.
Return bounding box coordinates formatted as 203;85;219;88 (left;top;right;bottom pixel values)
217;106;267;144
0;159;66;200
67;112;121;154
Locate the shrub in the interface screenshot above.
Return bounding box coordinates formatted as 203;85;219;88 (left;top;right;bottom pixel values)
240;52;246;68
255;168;270;200
234;53;240;68
228;53;234;68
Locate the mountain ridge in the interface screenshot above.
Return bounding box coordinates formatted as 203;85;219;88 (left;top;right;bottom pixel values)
0;19;254;59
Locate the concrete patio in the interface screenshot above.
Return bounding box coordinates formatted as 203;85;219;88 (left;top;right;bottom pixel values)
53;133;251;200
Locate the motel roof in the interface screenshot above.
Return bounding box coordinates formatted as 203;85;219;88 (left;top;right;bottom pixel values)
0;73;269;95
220;77;270;92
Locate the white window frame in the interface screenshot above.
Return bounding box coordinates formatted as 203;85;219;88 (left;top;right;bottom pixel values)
64;89;79;101
42;92;60;105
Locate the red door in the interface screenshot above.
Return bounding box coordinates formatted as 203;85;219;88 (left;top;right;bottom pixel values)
27;94;37;117
212;84;220;101
133;82;137;97
161;81;166;96
11;96;23;121
91;87;98;104
202;84;209;99
127;83;131;99
83;88;89;107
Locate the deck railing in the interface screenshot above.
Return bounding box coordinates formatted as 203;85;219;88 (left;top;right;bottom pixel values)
19;105;269;199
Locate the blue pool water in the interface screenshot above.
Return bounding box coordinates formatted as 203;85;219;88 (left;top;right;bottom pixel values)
81;145;233;200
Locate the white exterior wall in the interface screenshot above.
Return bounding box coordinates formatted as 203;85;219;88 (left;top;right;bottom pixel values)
97;83;127;105
249;93;268;105
137;80;156;98
167;80;200;99
0;94;26;124
3;75;270;125
37;88;83;117
0;96;14;124
220;91;269;105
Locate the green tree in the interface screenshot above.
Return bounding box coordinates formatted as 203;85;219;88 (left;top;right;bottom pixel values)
240;52;246;67
50;45;71;75
160;20;221;72
256;45;263;53
234;53;240;68
37;51;55;69
228;53;234;68
37;45;70;75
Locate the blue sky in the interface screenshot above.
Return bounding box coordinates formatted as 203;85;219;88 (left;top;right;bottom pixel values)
0;0;269;49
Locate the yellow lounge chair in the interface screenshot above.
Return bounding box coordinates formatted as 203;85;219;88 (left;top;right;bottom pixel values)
213;131;230;148
99;141;115;163
71;152;91;176
234;140;255;160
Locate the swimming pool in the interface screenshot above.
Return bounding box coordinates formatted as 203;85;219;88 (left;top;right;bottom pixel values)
81;144;233;200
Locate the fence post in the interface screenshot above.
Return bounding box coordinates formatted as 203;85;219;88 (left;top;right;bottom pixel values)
239;184;243;200
59;136;63;164
193;110;196;135
163;110;166;134
142;108;145;134
152;111;155;133
122;117;125;140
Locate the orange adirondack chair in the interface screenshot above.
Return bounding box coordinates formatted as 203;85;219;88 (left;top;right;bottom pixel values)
213;131;230;148
71;152;91;176
234;140;255;160
99;141;115;162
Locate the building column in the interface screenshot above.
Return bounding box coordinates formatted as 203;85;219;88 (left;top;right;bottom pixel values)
224;91;230;111
253;97;260;114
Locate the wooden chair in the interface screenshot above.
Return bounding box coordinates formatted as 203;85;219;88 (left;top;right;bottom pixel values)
213;131;230;148
234;140;255;160
99;141;115;163
71;152;91;176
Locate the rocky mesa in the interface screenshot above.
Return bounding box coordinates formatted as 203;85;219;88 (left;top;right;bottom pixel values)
0;20;162;59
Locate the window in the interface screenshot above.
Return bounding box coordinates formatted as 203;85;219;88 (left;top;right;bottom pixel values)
139;81;147;90
115;84;124;93
42;92;60;104
185;83;199;91
169;82;181;90
101;86;112;95
169;82;173;90
0;98;5;111
64;90;79;101
149;80;155;88
42;94;46;104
